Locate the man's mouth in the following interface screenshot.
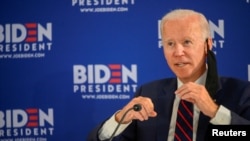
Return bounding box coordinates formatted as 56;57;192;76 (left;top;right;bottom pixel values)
175;63;188;67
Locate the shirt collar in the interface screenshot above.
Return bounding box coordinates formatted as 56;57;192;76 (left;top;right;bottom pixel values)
177;69;208;88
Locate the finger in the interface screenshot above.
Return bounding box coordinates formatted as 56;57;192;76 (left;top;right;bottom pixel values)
140;97;157;117
181;95;195;103
175;88;191;98
134;100;151;120
132;111;146;121
175;84;190;95
131;97;157;119
175;83;200;98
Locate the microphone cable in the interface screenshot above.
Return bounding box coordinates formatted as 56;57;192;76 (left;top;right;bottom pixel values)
108;104;142;141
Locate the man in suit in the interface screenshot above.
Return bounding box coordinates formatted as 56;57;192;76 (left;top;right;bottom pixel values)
87;9;250;141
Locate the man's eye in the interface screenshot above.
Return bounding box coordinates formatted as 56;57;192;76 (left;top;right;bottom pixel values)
168;42;174;47
184;40;191;45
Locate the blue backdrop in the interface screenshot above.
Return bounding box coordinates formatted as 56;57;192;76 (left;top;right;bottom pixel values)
1;0;250;140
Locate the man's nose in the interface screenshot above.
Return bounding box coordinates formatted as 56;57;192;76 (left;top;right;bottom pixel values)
173;44;185;56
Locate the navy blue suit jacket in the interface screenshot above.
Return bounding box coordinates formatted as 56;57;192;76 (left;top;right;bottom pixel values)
87;77;250;141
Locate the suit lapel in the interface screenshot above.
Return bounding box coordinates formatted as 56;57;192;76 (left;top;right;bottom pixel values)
156;78;177;141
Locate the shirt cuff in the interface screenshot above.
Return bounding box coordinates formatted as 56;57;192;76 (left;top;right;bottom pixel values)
210;105;231;125
98;111;131;140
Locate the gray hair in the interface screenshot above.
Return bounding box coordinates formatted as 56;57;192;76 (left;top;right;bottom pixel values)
160;9;211;40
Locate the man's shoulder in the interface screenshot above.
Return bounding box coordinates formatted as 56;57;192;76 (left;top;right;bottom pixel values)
142;78;176;87
220;76;250;87
135;78;176;96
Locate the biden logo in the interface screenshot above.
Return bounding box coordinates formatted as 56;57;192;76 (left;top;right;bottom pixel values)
73;64;138;99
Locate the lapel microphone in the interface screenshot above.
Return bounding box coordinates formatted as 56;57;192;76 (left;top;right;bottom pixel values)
108;104;142;141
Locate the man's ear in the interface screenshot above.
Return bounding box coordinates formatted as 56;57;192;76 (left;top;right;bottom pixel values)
207;38;213;50
205;38;213;55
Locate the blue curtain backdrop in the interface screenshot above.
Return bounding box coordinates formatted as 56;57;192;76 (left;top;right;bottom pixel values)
0;0;250;140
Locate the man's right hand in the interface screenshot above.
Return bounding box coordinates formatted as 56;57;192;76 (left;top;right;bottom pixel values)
115;96;157;124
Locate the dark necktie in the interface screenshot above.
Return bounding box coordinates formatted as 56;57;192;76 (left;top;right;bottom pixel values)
174;100;193;141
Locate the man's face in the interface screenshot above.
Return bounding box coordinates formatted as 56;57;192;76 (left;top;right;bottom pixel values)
161;16;207;83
